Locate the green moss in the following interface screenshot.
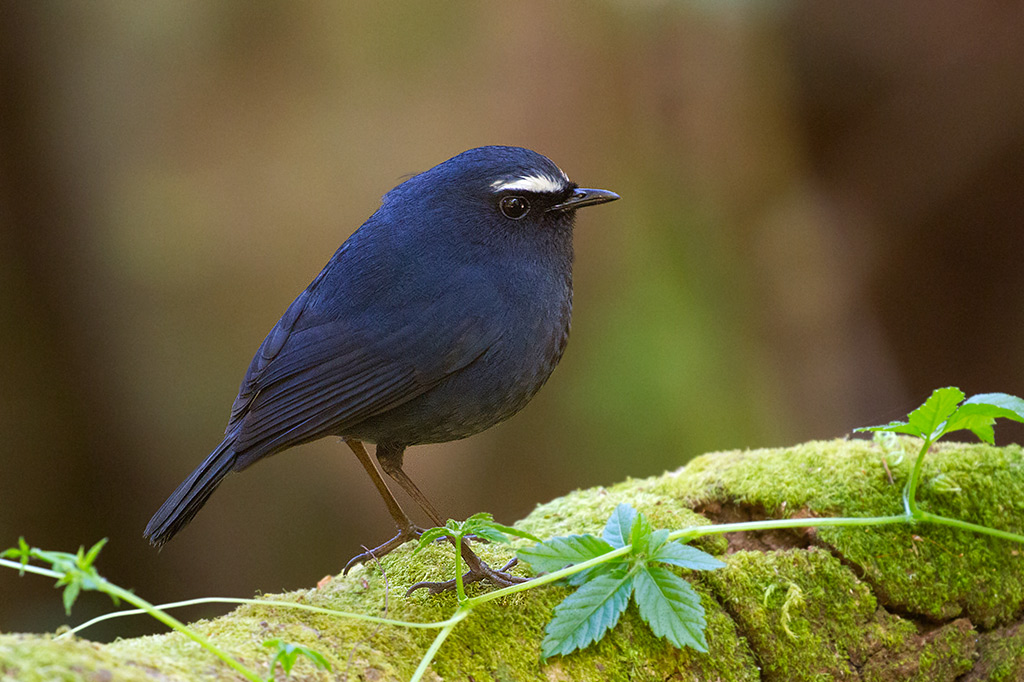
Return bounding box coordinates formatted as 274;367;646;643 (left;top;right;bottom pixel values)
859;618;975;682
0;633;155;682
3;439;1024;679
659;439;1024;625
706;547;905;680
969;623;1024;681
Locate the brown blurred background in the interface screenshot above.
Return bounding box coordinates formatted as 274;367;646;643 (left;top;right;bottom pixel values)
2;2;1023;640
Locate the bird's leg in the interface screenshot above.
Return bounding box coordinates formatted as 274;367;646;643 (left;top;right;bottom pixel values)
342;439;423;573
375;443;445;526
376;443;529;595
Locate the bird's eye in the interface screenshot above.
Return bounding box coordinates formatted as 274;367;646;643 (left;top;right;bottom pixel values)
499;195;530;220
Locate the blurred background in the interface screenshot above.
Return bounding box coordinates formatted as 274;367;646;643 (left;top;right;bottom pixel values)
2;1;1023;640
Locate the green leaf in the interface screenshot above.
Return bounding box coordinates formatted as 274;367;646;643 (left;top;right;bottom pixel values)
651;541;726;571
906;386;965;440
602;504;637;549
462;513;541;542
474;521;541;543
83;538;107;567
61;580;81;616
1;537;31;575
517;534;615;575
855;420;924;437
263;639;331;678
937;392;1024;444
645;529;670;557
414;526;453;553
541;568;634;659
468;525;511;544
629;510;653;554
946;394;1024;444
941;412;996;444
962;392;1024;422
633;565;708;651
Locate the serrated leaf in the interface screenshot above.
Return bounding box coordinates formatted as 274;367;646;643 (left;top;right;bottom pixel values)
61;581;81;615
517;534;615;574
646;529;670;556
651;541;726;571
83;538;107;567
468;525;511;545
629;510;652;554
602;504;637;549
414;527;452;552
907;387;965;440
541;569;634;658
966;419;996;444
461;517;540;544
962;392;1024;422
941;412;996;444
634;565;708;651
2;538;31;575
854;420;922;437
950;393;1024;436
477;522;541;543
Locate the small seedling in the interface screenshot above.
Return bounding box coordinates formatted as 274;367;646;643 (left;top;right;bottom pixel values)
2;538;114;615
518;504;725;658
1;538;265;682
856;387;1024;516
413;512;540;602
263;639;331;680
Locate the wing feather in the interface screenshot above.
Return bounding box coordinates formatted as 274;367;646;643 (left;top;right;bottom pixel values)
222;241;502;470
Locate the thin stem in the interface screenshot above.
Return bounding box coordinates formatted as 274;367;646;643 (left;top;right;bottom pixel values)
904;438;933;516
671;513;909;541
59;596;463;639
97;580;262;682
918;511;1024;544
0;558;63;580
409;606;468;682
467;513;913;608
454;537;466;603
465;545;632;608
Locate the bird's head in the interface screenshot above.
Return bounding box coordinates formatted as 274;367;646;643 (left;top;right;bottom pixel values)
380;146;619;239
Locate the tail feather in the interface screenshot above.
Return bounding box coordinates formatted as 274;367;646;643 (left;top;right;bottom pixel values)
144;437;237;547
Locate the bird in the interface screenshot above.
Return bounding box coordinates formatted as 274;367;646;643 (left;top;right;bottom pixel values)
144;146;619;590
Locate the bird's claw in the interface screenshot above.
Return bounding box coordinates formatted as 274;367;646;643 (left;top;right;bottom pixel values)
343;526;424;574
406;558;529;596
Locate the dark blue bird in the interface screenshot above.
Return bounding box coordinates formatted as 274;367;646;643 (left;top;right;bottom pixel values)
144;146;618;589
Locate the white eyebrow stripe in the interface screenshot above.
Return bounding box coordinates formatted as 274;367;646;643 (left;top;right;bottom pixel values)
490;173;568;194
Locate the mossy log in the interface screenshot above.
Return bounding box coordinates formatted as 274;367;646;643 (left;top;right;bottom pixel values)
3;438;1024;681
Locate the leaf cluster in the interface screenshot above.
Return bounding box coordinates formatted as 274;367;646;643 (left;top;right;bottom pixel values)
517;504;725;659
1;537;113;614
415;511;540;551
857;387;1024;445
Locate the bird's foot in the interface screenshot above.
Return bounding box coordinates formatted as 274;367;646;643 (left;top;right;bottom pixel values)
343;526;423;574
406;557;529;596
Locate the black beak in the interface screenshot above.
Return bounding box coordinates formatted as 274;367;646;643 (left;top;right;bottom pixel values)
547;187;620;213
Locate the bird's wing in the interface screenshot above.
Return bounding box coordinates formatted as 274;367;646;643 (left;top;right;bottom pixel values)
224;274;497;466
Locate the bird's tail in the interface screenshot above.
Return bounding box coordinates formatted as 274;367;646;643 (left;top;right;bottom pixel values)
144;436;237;547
